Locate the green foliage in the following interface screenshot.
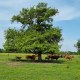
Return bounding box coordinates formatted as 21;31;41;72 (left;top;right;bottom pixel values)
75;39;80;53
4;28;17;52
0;48;4;53
11;2;58;30
21;27;62;54
4;28;25;53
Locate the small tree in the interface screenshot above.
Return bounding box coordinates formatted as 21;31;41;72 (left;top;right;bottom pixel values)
0;48;4;53
4;28;25;53
75;39;80;53
4;28;17;52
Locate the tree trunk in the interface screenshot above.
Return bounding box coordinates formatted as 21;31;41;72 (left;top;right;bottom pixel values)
38;54;42;61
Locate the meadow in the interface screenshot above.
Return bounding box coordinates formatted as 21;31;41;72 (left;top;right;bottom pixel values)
0;53;80;80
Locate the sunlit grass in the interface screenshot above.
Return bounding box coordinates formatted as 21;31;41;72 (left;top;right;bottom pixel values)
0;53;80;80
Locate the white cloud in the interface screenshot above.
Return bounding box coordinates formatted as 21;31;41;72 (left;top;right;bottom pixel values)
54;6;80;21
0;0;29;7
60;39;77;51
1;0;80;22
0;0;36;21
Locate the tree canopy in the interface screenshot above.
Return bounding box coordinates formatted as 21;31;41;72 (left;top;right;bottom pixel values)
11;3;58;31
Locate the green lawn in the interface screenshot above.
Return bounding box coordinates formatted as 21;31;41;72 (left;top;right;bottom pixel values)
0;53;80;80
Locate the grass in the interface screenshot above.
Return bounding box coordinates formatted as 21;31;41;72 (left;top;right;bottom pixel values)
0;53;80;80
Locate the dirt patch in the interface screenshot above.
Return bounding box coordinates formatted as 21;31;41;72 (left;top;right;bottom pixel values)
6;62;24;67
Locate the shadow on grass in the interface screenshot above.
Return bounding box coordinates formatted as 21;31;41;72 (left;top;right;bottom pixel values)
10;59;65;64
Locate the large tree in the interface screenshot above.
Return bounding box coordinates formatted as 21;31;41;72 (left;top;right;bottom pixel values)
4;2;62;61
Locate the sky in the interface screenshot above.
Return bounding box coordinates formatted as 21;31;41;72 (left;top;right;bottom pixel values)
0;0;80;52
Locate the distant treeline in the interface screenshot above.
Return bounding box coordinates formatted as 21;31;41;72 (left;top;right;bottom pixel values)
0;49;4;53
0;48;79;55
60;51;78;55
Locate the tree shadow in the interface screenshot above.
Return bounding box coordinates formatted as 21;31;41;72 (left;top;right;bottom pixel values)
10;59;65;64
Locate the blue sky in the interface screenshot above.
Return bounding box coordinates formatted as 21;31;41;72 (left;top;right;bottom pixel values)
0;0;80;51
